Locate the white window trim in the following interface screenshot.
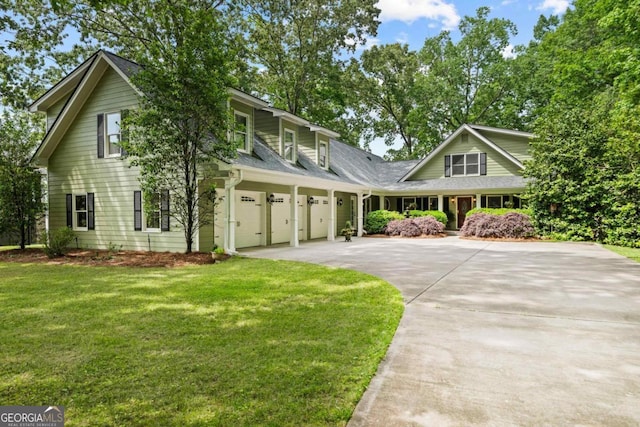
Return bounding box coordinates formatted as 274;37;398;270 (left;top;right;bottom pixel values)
143;192;162;233
283;128;296;163
318;140;328;169
234;110;251;153
105;111;122;158
451;153;480;177
73;193;88;232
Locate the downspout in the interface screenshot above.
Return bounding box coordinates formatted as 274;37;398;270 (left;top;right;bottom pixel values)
224;169;243;254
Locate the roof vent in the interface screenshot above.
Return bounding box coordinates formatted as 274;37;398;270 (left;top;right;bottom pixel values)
366;156;372;161
461;133;468;143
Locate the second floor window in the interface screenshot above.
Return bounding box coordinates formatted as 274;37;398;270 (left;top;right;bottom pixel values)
106;112;121;156
445;153;485;177
283;129;295;162
318;142;327;168
234;111;250;152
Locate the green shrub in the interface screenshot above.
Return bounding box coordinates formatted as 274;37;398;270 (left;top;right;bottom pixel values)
365;210;404;234
408;210;448;225
466;207;532;217
42;227;75;258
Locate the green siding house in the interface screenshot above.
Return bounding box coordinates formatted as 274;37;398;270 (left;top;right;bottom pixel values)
30;50;532;252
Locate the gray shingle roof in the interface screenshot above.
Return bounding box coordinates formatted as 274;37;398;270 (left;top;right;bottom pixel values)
104;51;141;78
231;137;526;192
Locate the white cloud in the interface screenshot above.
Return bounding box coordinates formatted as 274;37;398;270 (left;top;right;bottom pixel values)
377;0;460;30
501;0;517;5
501;44;516;58
536;0;569;14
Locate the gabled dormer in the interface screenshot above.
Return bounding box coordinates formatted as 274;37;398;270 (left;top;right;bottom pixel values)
228;89;269;154
400;124;532;182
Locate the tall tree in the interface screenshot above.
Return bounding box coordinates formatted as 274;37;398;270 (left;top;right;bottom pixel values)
67;0;237;252
239;0;380;146
347;43;421;158
0;110;45;249
525;0;640;246
409;7;518;157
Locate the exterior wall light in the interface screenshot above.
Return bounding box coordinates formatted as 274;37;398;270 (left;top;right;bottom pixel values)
337;198;343;206
267;193;275;205
307;196;315;206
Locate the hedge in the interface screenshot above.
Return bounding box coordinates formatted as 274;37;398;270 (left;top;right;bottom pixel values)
365;210;404;234
407;210;448;225
465;207;532;217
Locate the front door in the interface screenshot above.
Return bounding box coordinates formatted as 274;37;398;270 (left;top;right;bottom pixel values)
457;196;472;229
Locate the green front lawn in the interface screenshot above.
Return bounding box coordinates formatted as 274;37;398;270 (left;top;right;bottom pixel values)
0;257;403;426
604;245;640;263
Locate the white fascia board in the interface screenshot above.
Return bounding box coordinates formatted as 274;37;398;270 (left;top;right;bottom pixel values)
29;55;96;112
467;126;524;169
229;88;270;108
101;52;143;97
307;124;340;139
262;107;310;126
236;164;367;193
32;57;109;163
469;124;534;138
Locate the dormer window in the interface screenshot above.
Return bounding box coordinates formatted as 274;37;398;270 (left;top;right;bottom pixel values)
234;111;250;153
283;128;295;162
318;141;327;168
105;112;122;156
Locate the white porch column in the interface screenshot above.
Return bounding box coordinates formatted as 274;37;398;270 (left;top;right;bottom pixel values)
438;194;444;211
225;184;236;253
476;193;482;208
327;189;335;241
290;185;299;247
357;192;364;237
379;195;385;211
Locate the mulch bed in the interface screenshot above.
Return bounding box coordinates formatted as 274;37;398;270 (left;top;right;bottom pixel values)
0;248;221;267
363;233;448;239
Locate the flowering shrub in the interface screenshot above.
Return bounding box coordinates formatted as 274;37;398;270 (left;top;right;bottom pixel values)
385;217;444;237
461;212;535;239
412;216;445;235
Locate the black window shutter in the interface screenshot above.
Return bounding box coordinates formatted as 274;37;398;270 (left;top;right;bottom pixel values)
66;194;73;228
134;191;142;231
97;114;104;158
444;155;451;177
161;190;170;231
87;193;95;230
120;109;129;157
396;198;402;213
481;196;486;208
480;153;487;175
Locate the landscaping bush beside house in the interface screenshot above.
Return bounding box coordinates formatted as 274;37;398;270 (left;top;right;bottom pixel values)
407;210;448;225
461;211;535;239
385;217;444;237
365;209;447;234
365;210;404;234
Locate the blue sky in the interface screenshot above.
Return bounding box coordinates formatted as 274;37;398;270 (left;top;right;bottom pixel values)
367;0;570;156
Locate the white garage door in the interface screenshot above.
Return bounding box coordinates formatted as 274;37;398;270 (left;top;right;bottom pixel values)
270;193;290;244
310;196;330;239
236;191;265;248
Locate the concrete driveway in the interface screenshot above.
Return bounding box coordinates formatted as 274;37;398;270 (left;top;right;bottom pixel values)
240;237;640;426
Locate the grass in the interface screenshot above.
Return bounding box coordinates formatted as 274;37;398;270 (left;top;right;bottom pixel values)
604;245;640;263
0;257;403;426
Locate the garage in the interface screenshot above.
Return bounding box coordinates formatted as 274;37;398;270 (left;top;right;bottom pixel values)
270;193;289;244
235;190;265;248
309;196;330;239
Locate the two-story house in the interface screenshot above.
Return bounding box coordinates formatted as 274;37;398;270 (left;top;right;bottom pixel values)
29;50;532;253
